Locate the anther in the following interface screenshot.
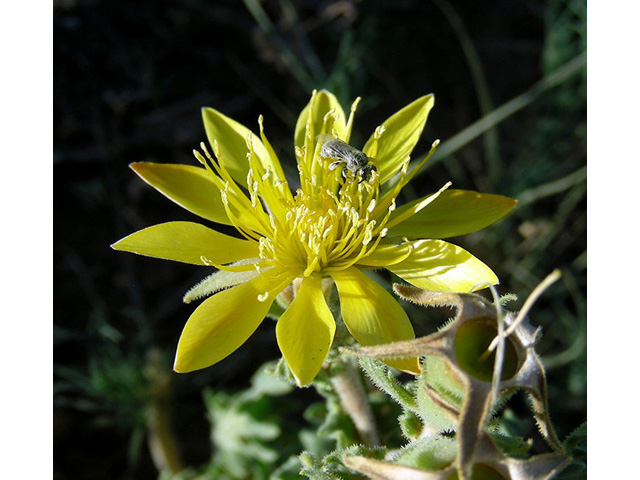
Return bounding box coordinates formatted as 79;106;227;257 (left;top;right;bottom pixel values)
193;150;206;165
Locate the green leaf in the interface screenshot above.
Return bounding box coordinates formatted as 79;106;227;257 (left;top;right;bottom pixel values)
358;358;417;413
563;422;587;460
392;436;457;471
243;361;295;401
398;410;423;440
414;356;459;433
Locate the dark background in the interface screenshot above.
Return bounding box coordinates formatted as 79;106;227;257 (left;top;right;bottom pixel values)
54;0;586;478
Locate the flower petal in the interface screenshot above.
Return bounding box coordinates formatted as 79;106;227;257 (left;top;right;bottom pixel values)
276;275;335;386
331;268;420;374
130;162;232;225
389;239;498;292
387;189;517;239
111;221;259;265
294;90;347;149
356;241;413;268
174;267;297;373
202;107;273;186
363;95;435;184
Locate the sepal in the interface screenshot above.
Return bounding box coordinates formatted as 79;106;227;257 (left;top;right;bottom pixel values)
182;259;260;303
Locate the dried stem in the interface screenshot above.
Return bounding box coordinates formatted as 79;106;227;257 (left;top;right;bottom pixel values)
147;397;184;474
145;349;184;474
331;360;380;447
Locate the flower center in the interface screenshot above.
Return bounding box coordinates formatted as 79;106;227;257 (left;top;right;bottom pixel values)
193;121;408;278
259;175;388;276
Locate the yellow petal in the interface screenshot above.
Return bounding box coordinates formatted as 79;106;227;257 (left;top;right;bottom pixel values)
174;267;297;373
202;107;273;186
331;268;420;374
276;275;336;386
388;189;517;239
356;241;413;268
294;90;347;149
363;95;435;184
130;162;232;225
111;221;259;265
383;181;451;230
389;239;498;292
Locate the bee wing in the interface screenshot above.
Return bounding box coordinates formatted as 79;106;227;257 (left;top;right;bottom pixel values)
316;133;332;144
318;135;360;162
316;134;337;155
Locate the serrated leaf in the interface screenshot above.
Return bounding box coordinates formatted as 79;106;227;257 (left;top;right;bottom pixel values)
398;409;423;440
562;422;587;460
358;357;418;412
243;361;295;401
391;435;457;471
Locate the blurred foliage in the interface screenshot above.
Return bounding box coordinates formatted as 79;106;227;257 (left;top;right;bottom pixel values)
54;0;585;478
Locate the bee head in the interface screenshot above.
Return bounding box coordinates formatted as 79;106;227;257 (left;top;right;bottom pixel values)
359;164;378;182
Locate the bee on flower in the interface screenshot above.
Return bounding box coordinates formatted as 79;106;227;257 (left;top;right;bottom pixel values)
317;134;377;182
111;90;516;386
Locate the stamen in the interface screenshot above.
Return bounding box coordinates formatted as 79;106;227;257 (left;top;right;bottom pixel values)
204;260;260;273
303;257;320;277
344;97;362;143
193;149;206;166
219;190;263;243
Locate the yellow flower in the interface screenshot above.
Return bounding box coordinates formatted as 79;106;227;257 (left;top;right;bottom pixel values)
112;90;516;386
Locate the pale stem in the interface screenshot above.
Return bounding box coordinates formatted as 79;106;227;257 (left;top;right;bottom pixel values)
145;349;184;474
330;361;380;447
147;397;184;474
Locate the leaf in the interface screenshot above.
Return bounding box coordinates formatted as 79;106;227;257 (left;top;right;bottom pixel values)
358;358;417;413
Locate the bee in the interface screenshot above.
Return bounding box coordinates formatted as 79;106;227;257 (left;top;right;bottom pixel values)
318;135;377;182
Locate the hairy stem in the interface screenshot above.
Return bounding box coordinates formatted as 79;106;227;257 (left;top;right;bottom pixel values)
331;361;380;447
